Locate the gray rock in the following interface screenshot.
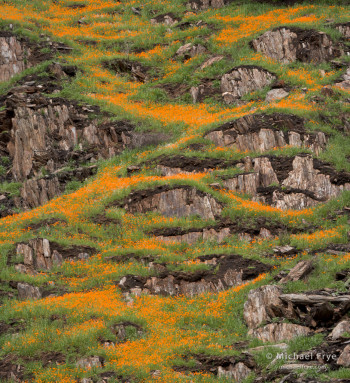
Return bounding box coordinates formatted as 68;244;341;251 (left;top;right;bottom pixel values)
330;320;350;340
252;27;343;64
337;345;350;367
76;356;102;369
249;322;312;343
218;362;251;381
265;88;289;102
243;285;282;329
221;66;276;104
17;282;42;300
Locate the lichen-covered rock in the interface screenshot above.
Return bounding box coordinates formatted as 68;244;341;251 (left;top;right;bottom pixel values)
119;185;223;219
205;113;327;154
221;66;276;104
252;27;343;64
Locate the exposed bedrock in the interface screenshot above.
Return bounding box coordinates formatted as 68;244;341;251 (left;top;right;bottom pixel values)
204;113;327;154
252;27;344;64
119;253;272;297
118;185;223;219
222;154;350;210
13;238;96;274
221;66;276;104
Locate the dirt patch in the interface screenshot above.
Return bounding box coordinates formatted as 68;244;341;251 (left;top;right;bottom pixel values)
0;320;25;336
40;351;66;367
105;253;154;265
148;217;301;238
145;154;239;173
156;82;189;99
24;218;66;231
92;213;120;226
0;354;28;381
102;58;151;82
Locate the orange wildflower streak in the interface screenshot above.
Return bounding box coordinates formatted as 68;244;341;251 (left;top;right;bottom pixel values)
214;6;321;45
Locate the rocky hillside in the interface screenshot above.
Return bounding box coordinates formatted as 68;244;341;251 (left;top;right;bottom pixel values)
0;0;350;382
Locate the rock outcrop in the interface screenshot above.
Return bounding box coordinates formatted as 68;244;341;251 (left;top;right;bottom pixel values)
0;31;71;82
0;76;169;212
336;22;350;40
149;218;288;244
118;185;223;219
119;253;272;297
17;282;42;301
222;154;350;210
244;285;283;329
249;322;312;343
252;27;343;64
204;113;327;154
0;32;30;82
14;238;95;273
221;66;276;104
187;0;226;11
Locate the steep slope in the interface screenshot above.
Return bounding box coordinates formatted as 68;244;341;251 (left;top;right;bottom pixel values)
0;1;350;383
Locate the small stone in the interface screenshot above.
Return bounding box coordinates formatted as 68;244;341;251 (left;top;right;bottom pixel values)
265;88;289;102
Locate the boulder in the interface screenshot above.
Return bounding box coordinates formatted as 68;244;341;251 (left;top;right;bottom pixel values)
243;285;283;329
330;321;350;340
252;27;343;64
17;282;42;300
200;55;224;70
337;345;350;367
221;66;276;104
249;322;312;343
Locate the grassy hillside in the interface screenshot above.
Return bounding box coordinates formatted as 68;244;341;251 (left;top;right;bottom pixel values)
0;0;350;382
